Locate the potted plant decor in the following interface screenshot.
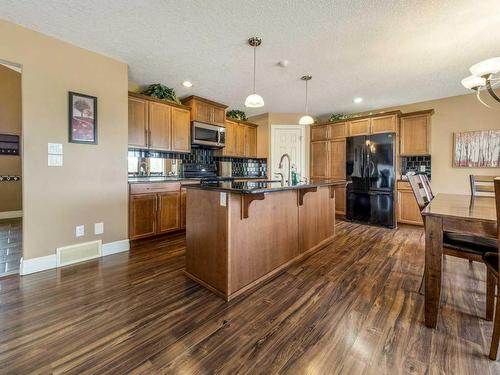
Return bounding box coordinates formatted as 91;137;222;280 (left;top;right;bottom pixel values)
226;110;248;121
142;84;181;104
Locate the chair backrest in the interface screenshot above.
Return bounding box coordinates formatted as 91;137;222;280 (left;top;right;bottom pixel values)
408;174;432;211
495;178;500;273
470;175;496;197
420;174;434;200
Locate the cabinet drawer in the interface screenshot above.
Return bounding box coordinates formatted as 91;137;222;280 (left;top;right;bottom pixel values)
130;182;180;194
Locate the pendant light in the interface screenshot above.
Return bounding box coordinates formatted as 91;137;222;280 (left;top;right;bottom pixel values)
299;75;314;125
245;37;265;108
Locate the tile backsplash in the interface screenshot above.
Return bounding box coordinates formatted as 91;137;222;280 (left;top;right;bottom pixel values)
400;155;431;180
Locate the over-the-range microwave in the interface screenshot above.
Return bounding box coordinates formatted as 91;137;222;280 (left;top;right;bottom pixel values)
191;121;225;148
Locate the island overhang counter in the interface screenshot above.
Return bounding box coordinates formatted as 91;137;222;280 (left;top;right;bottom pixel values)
184;180;347;301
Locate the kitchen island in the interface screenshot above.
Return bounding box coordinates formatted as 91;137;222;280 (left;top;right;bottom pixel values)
184;179;347;300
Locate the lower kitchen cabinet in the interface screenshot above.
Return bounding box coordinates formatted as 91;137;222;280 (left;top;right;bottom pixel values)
397;181;423;225
180;188;187;229
157;191;181;234
334;186;346;215
129;194;157;240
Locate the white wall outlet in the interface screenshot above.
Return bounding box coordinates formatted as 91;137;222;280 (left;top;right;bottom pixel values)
48;143;63;155
220;192;227;207
94;222;104;235
76;225;85;237
48;154;63;166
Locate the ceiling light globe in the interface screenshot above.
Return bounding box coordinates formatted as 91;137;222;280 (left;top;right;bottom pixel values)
299;115;314;125
461;75;486;90
245;93;265;108
470;57;500;77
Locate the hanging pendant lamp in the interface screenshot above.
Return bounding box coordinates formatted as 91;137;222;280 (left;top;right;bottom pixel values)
245;37;264;108
299;75;314;125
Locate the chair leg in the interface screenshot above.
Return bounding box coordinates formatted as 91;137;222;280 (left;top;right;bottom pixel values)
489;291;500;360
487;269;496;321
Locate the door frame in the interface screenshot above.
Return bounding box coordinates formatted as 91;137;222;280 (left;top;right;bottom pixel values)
270;124;307;180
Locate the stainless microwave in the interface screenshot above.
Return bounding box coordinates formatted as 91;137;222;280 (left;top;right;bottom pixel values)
191;122;225;148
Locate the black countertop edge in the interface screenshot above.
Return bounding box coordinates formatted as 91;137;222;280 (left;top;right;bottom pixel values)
184;180;348;195
128;176;269;184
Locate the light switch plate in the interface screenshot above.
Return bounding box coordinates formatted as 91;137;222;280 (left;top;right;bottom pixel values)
76;225;85;237
48;143;63;155
220;192;227;207
94;222;104;235
48;154;63;166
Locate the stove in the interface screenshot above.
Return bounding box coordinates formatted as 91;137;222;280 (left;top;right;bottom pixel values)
182;163;218;179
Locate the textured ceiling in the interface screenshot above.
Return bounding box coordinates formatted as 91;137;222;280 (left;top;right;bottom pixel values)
1;0;499;117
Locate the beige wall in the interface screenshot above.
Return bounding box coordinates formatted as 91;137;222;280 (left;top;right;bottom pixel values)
0;63;22;212
0;21;129;259
375;94;499;194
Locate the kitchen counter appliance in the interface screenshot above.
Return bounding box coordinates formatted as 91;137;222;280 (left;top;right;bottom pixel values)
191;122;225;148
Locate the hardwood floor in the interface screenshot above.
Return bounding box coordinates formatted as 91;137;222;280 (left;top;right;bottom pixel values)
0;221;498;374
0;218;22;276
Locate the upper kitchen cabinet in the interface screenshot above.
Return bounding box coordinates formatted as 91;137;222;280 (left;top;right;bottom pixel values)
311;122;347;141
348;118;371;136
399;110;434;156
215;119;257;158
371;114;398;134
181;95;228;127
243;123;257;158
128;92;191;153
346;111;401;137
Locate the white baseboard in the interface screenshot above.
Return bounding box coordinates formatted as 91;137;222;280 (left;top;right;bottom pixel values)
0;210;22;219
20;238;130;275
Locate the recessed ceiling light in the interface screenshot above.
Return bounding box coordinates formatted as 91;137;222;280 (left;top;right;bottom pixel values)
353;97;363;104
182;81;193;88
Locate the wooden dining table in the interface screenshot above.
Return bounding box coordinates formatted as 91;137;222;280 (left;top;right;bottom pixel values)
421;193;497;328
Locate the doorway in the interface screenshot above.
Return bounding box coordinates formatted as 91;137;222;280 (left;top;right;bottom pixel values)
0;60;22;276
270;125;306;182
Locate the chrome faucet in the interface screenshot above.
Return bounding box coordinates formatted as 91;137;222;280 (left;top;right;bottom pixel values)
278;153;291;186
274;172;285;186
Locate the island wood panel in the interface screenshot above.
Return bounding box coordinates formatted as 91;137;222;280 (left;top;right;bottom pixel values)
298;186;335;253
170;107;190;152
148;102;171;151
228;191;299;294
185;189;228;294
128;96;148;148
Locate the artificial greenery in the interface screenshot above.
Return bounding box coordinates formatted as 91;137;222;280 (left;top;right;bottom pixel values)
142;84;180;104
329;113;354;122
226;110;248;121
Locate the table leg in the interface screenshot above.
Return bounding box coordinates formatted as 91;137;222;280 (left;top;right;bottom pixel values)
425;215;443;328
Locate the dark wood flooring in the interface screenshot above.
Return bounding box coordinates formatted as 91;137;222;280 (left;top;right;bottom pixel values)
0;221;498;374
0;218;22;276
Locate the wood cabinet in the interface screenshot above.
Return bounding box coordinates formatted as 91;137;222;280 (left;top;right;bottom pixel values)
244;124;257;158
329;139;346;179
348;118;371;136
220;119;237;156
128;92;191;153
397;181;423;225
129;194;157;240
330;122;347;139
311;124;331;141
334;187;346;215
371;114;397;134
128;96;148;148
311;141;330;178
180;187;187;229
400;110;433;156
235;124;245;156
181;95;227;127
217;119;257;158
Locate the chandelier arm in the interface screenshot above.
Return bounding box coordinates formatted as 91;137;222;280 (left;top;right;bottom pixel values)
486;78;500;103
477;90;500;110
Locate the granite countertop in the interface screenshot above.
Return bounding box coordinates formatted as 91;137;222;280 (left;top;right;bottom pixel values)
184;179;348;194
127;176;269;184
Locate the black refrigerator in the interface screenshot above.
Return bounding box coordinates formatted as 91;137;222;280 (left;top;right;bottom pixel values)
346;133;396;228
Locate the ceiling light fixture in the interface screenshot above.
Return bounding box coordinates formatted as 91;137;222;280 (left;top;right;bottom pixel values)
299;75;314;125
182;80;193;88
245;37;264;108
461;57;500;108
353;97;363;104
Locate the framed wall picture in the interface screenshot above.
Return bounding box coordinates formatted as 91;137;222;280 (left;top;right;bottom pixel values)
453;130;500;168
68;91;97;144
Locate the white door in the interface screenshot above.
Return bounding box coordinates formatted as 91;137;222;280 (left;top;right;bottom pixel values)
271;125;306;182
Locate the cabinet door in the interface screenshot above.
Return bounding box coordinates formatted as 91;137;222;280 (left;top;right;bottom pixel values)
311;125;331;141
348;119;371;136
329;139;346;179
397;190;424;225
235;124;246;156
180;188;187;229
244;125;257;158
212;107;226;126
171;107;191;152
310;141;329;178
157;191;180;234
129;194;157;240
223;120;237;156
400;115;430;155
194;101;212;124
371;115;397;134
335;186;346;215
149;102;171;150
128;97;148;147
330;122;347;139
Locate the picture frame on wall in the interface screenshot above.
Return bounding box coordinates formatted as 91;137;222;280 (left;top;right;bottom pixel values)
453;130;500;168
68;91;97;144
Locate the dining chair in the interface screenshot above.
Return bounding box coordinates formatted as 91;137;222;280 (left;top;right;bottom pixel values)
483;178;500;360
471;175;495;197
408;175;498;315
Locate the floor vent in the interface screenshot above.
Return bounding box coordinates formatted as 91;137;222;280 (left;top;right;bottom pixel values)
56;240;102;267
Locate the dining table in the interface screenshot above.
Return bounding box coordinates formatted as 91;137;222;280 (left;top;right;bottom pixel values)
421;193;497;328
